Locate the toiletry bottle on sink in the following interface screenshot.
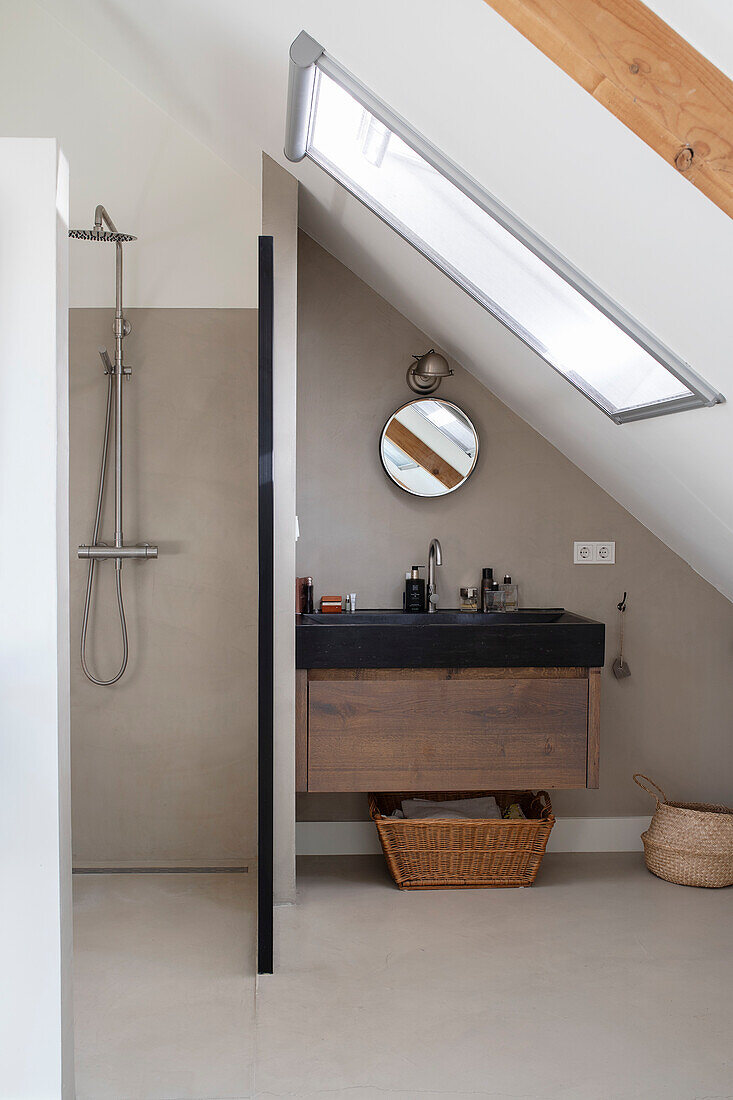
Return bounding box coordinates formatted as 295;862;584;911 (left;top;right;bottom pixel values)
460;586;479;612
405;566;426;612
486;580;506;611
501;574;519;611
303;577;314;614
481;568;493;612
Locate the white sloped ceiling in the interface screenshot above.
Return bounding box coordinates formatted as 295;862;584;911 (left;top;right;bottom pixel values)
37;0;733;599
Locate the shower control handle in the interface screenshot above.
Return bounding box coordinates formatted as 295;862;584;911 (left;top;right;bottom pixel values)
78;543;158;560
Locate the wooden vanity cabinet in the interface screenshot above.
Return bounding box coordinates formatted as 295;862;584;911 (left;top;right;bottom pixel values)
296;667;600;793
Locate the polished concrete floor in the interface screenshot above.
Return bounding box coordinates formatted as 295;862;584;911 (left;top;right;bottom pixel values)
73;871;256;1099
74;855;732;1099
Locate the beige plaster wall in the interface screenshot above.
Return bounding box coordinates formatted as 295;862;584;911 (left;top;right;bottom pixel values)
70;308;257;864
295;233;733;820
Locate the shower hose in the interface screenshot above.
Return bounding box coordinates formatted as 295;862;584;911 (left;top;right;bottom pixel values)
80;372;128;685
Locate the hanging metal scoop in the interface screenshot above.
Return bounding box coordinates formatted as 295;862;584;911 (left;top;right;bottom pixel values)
612;592;631;679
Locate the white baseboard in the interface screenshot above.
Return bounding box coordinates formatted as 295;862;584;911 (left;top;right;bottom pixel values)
296;818;647;856
71;819;647;872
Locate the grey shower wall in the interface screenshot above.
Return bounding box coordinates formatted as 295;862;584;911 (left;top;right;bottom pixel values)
70;308;257;865
295;231;733;820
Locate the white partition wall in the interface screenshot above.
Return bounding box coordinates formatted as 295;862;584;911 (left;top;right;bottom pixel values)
262;155;299;906
0;139;73;1098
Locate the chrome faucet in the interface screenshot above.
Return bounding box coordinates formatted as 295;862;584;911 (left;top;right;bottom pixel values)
427;538;442;613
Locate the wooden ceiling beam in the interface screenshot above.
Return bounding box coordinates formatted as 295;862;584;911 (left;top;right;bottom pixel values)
485;0;733;219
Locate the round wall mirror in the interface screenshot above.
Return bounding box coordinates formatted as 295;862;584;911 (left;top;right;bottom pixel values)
379;398;479;497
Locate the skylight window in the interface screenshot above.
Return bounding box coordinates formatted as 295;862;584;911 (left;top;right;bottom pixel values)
284;32;723;424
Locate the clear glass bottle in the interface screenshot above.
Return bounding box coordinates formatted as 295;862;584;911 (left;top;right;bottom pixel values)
501;574;519;611
459;586;479;612
486;580;506;611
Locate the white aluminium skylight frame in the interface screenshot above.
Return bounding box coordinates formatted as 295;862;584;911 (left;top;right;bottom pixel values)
284;31;724;424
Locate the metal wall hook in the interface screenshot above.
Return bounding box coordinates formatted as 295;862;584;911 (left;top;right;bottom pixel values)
613;592;631;678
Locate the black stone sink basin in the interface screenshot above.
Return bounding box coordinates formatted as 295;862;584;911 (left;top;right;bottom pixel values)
297;608;605;669
301;609;565;625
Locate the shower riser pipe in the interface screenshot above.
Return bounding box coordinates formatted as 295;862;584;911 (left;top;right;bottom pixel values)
70;204;157;686
114;241;123;556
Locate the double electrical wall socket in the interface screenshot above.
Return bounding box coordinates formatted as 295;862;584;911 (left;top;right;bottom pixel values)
574;542;595;563
574;541;616;564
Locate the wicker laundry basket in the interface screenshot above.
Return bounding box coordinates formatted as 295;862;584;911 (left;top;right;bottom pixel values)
368;790;554;890
634;774;733;888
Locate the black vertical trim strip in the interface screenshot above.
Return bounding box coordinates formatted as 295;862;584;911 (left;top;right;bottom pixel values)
257;236;274;974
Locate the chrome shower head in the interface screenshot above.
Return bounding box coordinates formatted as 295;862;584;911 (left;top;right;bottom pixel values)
69;228;137;242
71;205;134;342
69;205;136;243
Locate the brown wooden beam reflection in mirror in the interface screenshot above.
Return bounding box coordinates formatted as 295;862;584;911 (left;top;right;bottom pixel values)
385;419;463;490
380;399;479;498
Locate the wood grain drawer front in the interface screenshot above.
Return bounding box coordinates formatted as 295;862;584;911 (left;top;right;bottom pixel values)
307;678;589;792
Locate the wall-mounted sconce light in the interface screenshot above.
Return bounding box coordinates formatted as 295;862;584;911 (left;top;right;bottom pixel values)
406;350;453;394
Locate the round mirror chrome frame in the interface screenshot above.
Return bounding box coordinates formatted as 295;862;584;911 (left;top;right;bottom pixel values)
379;398;479;498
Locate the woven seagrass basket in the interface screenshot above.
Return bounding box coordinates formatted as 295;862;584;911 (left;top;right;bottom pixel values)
634;774;733;888
368;790;554;890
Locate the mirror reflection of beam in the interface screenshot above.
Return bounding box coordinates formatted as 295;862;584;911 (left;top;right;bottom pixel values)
385;420;463;489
